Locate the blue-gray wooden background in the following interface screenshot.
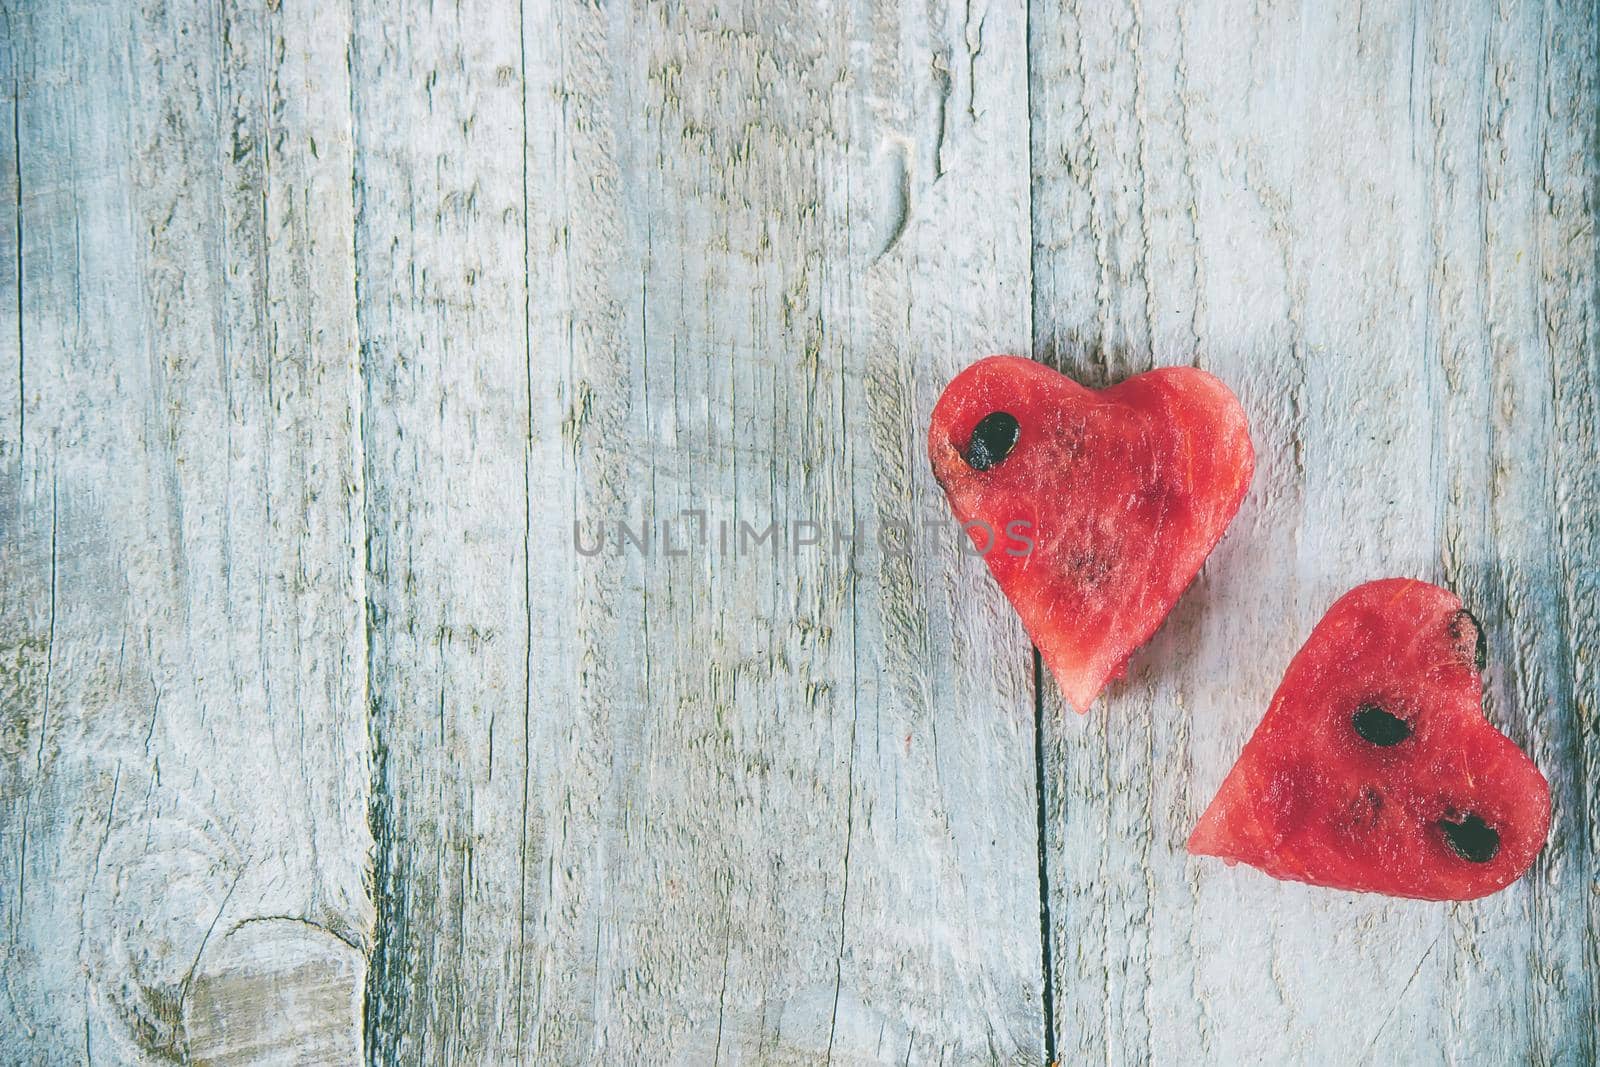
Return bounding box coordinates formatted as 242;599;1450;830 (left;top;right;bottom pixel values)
2;1;1596;1063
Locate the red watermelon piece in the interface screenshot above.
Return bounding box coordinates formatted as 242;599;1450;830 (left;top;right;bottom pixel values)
927;356;1253;712
1189;578;1551;901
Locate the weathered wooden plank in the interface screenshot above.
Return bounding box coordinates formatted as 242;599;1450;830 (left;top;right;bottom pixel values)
0;8;19;489
353;1;538;1061
0;1;369;1061
360;0;1045;1061
1030;1;1599;1062
1427;3;1599;1059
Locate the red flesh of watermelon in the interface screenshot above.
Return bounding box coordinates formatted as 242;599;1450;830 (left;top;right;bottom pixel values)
927;356;1254;712
1189;578;1551;901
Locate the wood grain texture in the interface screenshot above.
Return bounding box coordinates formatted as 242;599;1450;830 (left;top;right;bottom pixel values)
353;0;540;1060
359;0;1045;1062
0;0;370;1062
1031;1;1599;1063
2;0;1596;1063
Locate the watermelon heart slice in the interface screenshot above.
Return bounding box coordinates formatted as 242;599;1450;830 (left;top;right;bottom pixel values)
927;356;1254;713
1189;578;1551;901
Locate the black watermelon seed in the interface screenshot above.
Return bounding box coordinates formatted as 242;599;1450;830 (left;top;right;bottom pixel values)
963;411;1021;471
1352;704;1411;747
1450;608;1488;671
1439;813;1500;863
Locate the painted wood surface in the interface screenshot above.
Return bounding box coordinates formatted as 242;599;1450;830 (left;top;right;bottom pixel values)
1;0;1595;1064
1032;3;1599;1063
1;1;371;1063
